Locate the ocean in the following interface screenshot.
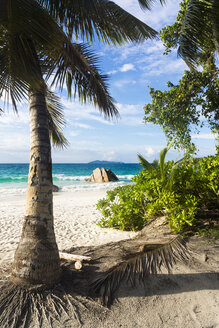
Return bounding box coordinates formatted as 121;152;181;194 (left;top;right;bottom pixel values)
0;163;141;197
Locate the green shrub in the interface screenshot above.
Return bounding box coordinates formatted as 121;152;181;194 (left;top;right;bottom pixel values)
97;150;219;234
97;185;149;230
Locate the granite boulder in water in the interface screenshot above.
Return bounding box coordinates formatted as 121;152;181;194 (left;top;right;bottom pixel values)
53;185;60;192
87;167;119;183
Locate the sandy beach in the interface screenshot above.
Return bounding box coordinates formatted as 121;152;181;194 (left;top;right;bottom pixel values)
0;189;218;328
0;190;137;268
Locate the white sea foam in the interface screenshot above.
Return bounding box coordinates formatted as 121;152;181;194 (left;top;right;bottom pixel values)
53;174;90;181
117;175;134;180
0;187;26;198
0;180;132;198
61;181;128;192
8;176;26;180
53;174;134;181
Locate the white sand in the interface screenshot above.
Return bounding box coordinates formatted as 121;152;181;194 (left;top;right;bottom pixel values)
0;189;136;267
0;189;218;328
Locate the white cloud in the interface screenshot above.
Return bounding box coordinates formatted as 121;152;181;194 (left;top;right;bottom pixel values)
143;58;186;76
72;140;102;146
117;103;142;115
114;0;181;30
102;151;116;161
114;79;136;88
71;123;93;129
120;63;135;72
145;146;155;156
107;63;135;75
110;103;145;126
0;132;29;152
69;131;80;137
103;39;187;81
121;116;144;126
192;133;218;140
61;98;115;125
0;110;29;126
136;132;161;137
107;69;118;75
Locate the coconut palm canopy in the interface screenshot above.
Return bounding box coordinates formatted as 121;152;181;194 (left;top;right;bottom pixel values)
0;0;166;119
0;1;117;118
177;0;219;67
39;0;165;43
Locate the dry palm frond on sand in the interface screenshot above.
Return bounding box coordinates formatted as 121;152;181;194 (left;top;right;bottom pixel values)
90;236;189;306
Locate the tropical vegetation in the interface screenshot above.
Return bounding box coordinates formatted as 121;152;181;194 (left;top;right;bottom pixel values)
144;0;219;152
97;147;219;234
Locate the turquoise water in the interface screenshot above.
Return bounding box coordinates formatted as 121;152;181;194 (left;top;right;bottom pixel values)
0;163;141;196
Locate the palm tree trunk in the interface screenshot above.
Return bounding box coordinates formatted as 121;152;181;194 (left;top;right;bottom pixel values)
10;89;61;288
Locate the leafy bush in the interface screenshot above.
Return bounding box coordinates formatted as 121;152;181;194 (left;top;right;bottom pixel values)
97;184;148;230
97;148;219;234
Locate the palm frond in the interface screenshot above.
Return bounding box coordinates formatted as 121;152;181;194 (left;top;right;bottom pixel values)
212;0;219;51
168;157;185;191
159;145;170;181
0;0;62;50
45;35;119;119
137;153;152;169
0;0;68;109
45;89;69;148
177;0;218;67
0;30;32;111
39;0;158;44
137;0;166;10
1;1;118;118
90;236;189;306
152;159;159;167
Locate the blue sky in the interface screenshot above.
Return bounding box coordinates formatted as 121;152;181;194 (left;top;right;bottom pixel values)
0;0;217;163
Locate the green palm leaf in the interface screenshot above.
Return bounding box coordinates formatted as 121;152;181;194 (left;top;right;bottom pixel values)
138;0;166;10
1;1;119;118
45;39;119;119
0;0;66;109
178;0;219;67
212;0;219;50
159;145;170;181
152;159;159;167
90;236;189;306
137;153;153;169
0;29;34;111
168;157;185;191
40;0;158;43
45;89;69;148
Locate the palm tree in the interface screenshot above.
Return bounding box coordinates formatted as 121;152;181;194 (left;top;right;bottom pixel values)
0;0;162;289
1;0;118;288
176;0;219;67
138;145;184;189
